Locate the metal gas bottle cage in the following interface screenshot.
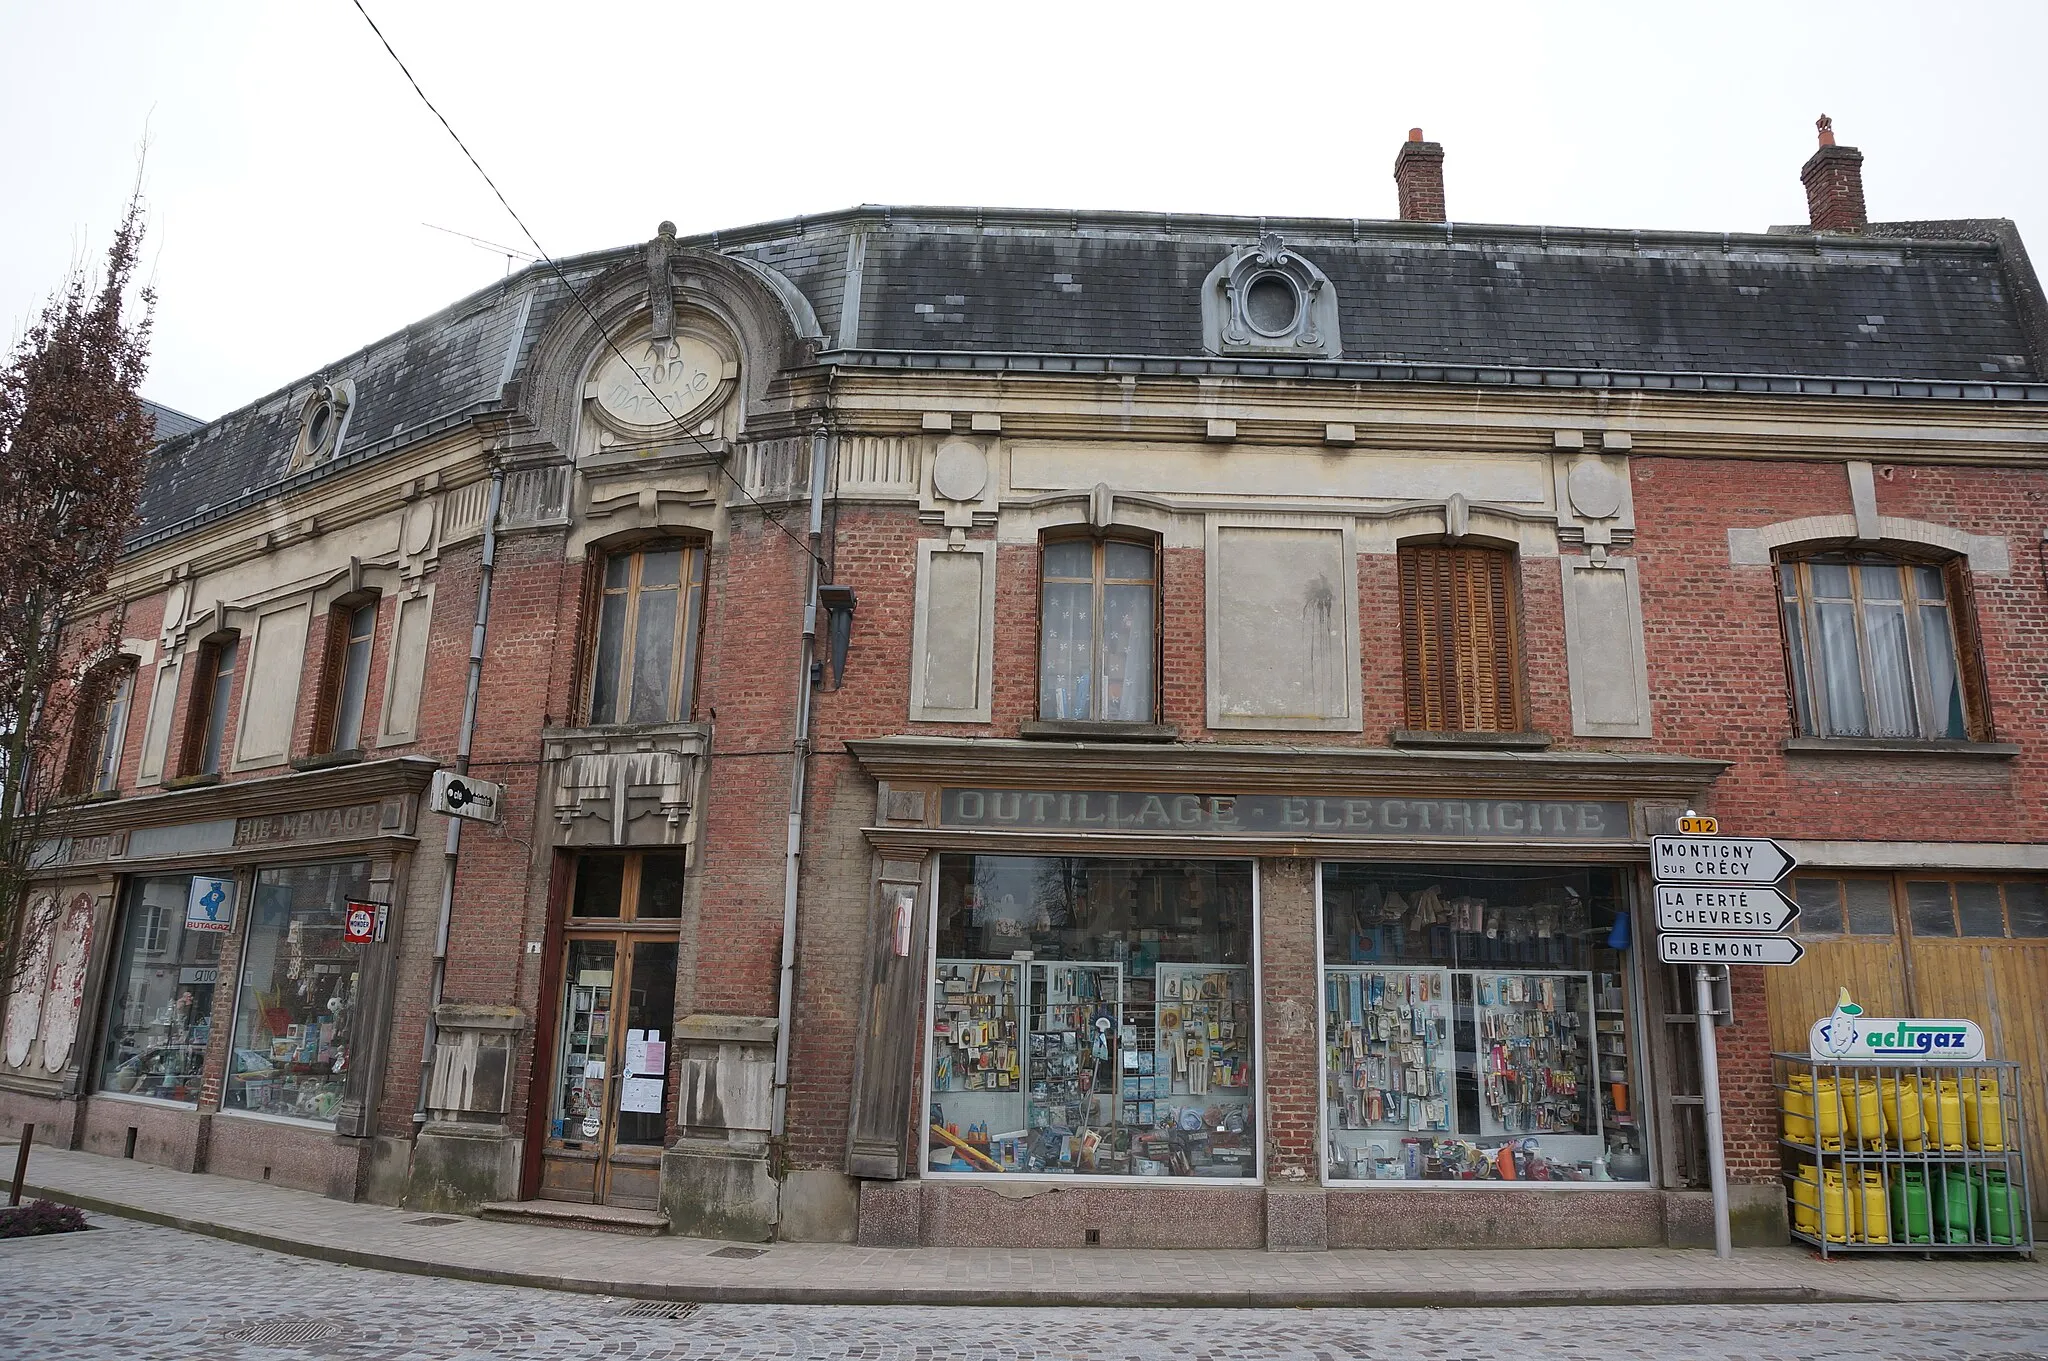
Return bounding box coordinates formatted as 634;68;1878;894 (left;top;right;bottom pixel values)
1774;1053;2033;1258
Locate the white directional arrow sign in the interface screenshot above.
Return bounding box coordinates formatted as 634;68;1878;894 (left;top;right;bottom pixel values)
1655;884;1800;934
1652;835;1795;885
1658;934;1805;966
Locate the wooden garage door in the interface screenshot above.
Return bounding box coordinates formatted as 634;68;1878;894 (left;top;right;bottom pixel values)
1767;873;2048;1217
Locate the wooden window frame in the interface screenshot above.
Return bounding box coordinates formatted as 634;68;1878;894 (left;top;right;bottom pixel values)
1776;550;1989;741
311;594;380;756
584;541;708;726
1034;531;1162;725
64;659;137;797
565;851;689;926
1397;542;1523;734
178;633;240;778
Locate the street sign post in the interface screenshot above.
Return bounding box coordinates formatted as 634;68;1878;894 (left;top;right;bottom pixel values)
1651;835;1794;884
1654;884;1799;934
1657;933;1805;966
1651;823;1802;1262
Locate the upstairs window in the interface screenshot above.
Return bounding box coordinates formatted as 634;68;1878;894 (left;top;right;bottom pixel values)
181;634;239;776
1398;545;1520;733
66;660;136;795
588;543;706;725
313;597;378;754
1778;554;1981;741
1038;536;1157;723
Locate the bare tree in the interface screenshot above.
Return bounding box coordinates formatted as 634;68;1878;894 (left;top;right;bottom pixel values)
0;195;155;992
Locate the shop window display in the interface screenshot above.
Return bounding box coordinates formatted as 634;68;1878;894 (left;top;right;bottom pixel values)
928;855;1256;1180
98;875;223;1102
225;861;370;1124
1320;863;1643;1184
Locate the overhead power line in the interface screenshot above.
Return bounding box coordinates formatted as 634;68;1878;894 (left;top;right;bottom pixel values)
348;0;824;568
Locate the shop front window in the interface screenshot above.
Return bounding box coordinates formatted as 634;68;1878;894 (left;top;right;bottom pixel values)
927;854;1257;1180
98;875;223;1103
225;860;370;1124
1319;863;1643;1184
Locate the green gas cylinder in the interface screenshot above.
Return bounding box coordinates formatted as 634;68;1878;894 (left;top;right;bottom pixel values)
1974;1168;2023;1246
1887;1167;1932;1244
1933;1165;1976;1244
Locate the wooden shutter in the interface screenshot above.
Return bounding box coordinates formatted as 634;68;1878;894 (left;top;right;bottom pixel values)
1399;545;1520;733
177;644;218;777
1943;556;1993;742
309;606;352;754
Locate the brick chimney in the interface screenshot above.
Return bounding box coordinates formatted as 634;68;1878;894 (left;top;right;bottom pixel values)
1394;128;1447;223
1801;115;1867;233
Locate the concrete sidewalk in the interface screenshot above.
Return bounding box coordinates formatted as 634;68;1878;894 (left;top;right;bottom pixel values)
7;1141;2042;1309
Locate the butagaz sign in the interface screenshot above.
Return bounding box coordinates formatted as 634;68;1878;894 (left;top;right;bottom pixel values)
939;790;1632;840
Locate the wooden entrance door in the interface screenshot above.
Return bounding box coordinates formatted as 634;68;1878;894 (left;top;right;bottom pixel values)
536;853;684;1210
1767;872;2048;1218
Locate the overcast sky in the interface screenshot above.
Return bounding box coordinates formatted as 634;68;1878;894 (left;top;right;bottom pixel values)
4;1;2044;421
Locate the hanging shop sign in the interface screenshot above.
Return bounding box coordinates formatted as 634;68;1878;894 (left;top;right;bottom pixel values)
430;771;504;824
1654;884;1799;934
940;789;1633;841
1658;933;1804;966
1651;835;1794;884
184;875;238;933
341;900;388;946
1809;991;1986;1061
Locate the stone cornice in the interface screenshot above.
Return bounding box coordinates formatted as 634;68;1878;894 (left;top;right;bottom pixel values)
843;736;1726;803
50;756;440;840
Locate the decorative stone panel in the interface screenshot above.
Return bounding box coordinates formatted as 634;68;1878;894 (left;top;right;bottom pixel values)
542;721;709;847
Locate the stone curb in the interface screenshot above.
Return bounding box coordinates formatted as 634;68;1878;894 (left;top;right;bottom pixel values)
23;1180;1918;1310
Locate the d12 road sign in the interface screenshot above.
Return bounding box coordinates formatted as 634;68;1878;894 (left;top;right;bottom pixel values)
1651;835;1795;885
1655;884;1799;934
1658;934;1805;966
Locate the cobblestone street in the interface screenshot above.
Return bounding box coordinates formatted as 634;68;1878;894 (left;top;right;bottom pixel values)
0;1216;2042;1361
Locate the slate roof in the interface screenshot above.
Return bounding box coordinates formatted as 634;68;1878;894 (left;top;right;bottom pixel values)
132;205;2046;552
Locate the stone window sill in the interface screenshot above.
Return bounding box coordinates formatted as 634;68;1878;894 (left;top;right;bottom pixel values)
1390;729;1553;751
1019;719;1181;743
160;772;222;791
1783;737;2019;760
292;748;364;772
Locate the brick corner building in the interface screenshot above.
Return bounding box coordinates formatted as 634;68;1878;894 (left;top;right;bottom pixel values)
5;122;2045;1251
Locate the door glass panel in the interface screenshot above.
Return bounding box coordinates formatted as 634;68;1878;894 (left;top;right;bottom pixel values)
1906;881;1957;937
553;940;616;1143
2004;882;2048;937
1843;879;1898;936
637;855;686;918
572;857;625;918
1794;879;1844;936
1956;882;2006;937
613;942;677;1147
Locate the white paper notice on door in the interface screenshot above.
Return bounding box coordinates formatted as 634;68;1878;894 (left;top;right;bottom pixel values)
624;1029;648;1077
620;1075;665;1114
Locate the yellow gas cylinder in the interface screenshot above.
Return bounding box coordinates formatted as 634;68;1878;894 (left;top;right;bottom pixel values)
1923;1078;1967;1152
1962;1076;2006;1151
1784;1075;1845;1150
1843;1076;1885;1149
1854;1169;1891;1244
1878;1076;1924;1152
1820;1167;1856;1243
1789;1163;1822;1236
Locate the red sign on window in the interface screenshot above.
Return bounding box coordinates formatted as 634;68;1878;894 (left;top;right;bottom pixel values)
343;900;379;946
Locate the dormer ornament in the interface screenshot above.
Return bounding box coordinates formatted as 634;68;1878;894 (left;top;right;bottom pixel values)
1201;233;1343;359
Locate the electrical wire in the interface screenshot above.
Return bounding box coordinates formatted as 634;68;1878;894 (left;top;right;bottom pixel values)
348;0;825;569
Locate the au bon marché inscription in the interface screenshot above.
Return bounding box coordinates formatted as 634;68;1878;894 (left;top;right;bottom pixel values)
939;789;1631;841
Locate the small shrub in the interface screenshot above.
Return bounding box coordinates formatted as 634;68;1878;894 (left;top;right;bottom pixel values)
0;1199;89;1237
